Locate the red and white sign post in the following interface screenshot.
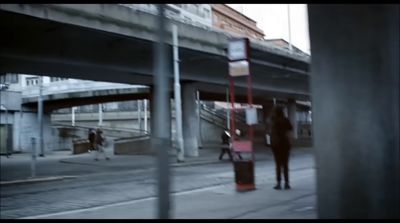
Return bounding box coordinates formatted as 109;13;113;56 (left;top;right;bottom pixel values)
228;38;256;191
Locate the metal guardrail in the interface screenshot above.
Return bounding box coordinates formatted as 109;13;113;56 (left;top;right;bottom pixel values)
51;122;150;142
200;104;247;128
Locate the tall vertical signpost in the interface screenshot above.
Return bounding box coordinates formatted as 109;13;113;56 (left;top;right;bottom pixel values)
228;38;256;191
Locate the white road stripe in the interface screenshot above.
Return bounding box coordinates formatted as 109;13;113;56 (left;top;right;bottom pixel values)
20;168;314;219
19;184;229;219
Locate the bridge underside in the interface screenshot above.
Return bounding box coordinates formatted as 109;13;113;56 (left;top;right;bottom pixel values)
0;6;309;104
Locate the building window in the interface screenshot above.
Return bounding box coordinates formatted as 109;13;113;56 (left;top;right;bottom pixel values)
26;77;39;86
50;77;68;82
0;74;19;84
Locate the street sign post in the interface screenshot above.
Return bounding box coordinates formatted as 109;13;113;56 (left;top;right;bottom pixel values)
228;37;256;192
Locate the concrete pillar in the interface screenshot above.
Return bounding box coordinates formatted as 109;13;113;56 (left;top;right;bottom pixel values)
287;98;298;139
150;88;172;144
308;5;399;218
182;83;199;157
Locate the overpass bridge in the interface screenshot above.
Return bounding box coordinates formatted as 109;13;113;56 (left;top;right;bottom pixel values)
0;3;310;158
0;4;310;103
20;79;150;112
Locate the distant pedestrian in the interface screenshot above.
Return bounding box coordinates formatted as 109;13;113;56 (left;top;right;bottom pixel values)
88;128;96;153
270;106;293;190
94;128;110;161
219;129;232;161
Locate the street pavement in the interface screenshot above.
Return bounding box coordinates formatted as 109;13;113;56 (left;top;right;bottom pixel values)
0;144;315;219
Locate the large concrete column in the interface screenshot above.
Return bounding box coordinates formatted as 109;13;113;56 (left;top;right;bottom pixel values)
150;87;172;145
182;83;199;157
308;5;399;218
287;98;298;139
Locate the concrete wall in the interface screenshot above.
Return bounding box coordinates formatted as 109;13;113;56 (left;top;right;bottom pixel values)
199;118;224;145
17;111;58;153
0;91;21;111
114;137;153;155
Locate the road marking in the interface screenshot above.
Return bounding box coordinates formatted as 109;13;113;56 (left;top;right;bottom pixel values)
0;176;77;186
295;206;315;212
19;166;315;219
18;183;230;219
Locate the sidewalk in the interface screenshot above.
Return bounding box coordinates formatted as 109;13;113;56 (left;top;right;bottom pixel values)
1;144;312;184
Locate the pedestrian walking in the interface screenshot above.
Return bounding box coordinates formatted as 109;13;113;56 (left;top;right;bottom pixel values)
88;128;96;153
94;128;110;161
219;129;232;161
270;106;293;190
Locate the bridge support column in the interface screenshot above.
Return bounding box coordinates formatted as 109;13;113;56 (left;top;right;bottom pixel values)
150;88;172;145
182;83;199;157
308;5;399;218
287;98;298;139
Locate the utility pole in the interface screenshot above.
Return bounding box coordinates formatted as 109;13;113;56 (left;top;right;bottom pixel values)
153;4;170;219
226;88;230;130
98;104;103;126
72;106;76;127
38;76;44;157
172;24;185;162
144;99;148;132
196;90;202;148
287;4;293;52
138;100;142;131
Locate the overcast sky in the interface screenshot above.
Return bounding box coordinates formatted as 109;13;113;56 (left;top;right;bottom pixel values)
227;4;310;54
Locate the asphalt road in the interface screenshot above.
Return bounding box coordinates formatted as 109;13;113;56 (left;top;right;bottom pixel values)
1;152;315;219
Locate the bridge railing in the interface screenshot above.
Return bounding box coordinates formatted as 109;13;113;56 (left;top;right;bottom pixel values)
199;103;247;129
51;122;150;140
21;79;146;98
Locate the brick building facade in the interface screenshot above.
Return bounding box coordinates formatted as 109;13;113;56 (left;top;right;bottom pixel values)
211;4;265;40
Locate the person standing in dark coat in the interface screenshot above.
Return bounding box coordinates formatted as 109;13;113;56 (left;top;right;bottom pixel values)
271;106;293;190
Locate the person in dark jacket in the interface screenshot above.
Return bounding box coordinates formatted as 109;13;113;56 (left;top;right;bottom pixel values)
270;106;293;190
88;128;96;153
219;129;232;161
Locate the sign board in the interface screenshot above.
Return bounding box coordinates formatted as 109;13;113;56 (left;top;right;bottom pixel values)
245;107;258;125
228;38;248;61
229;60;249;77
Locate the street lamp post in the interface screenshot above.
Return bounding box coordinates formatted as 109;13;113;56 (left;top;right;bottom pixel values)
172;24;185;163
287;4;293;52
38;76;44;157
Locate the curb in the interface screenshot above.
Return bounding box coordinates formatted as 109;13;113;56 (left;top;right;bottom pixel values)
0;176;77;186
